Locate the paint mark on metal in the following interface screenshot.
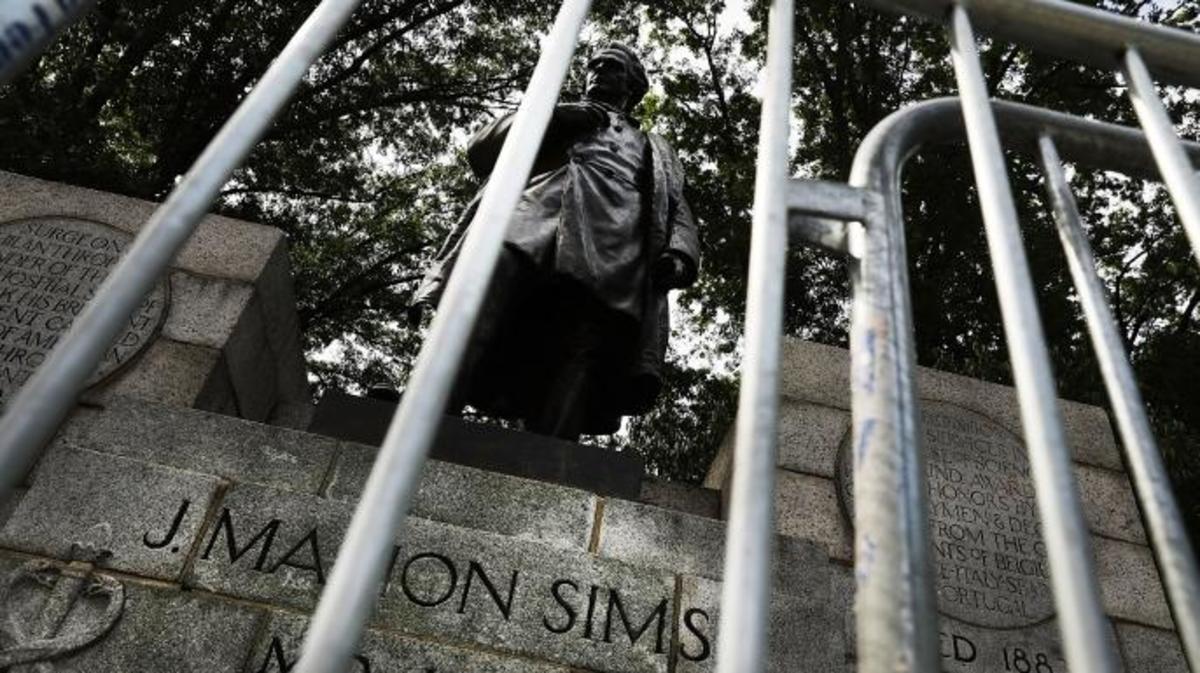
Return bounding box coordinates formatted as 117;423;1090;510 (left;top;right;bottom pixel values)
855;417;877;465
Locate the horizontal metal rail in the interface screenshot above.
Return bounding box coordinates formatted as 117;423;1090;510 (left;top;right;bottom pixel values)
293;1;594;670
1039;135;1200;673
0;0;368;498
0;0;96;85
860;0;1200;88
715;1;792;671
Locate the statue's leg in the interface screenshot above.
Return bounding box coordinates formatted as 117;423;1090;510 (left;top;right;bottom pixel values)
526;297;603;441
447;248;529;416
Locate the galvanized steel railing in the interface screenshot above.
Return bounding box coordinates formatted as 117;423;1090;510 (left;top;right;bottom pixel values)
0;1;1199;673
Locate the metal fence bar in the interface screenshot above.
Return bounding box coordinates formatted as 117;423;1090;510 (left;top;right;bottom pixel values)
0;0;368;501
0;0;96;86
714;0;791;671
846;107;939;673
1121;47;1200;269
1038;135;1200;673
946;7;1120;673
292;1;592;671
859;0;1200;88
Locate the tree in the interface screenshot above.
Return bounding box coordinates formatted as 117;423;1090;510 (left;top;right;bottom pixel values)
0;1;1196;536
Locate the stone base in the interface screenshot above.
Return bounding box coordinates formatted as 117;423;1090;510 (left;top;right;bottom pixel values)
706;338;1189;672
0;396;839;673
310;390;647;500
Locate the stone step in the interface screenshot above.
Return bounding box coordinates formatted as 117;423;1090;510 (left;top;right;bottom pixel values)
0;396;851;672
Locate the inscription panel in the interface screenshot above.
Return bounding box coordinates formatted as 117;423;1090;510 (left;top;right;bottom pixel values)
0;217;168;403
839;400;1053;629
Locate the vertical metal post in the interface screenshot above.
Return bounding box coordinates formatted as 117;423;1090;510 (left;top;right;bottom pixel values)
0;0;368;501
1039;135;1200;673
0;0;97;85
1121;48;1200;268
714;0;791;671
291;1;592;671
847;129;939;673
947;7;1119;673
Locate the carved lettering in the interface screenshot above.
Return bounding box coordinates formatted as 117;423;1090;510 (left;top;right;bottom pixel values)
200;508;280;571
603;591;668;654
0;219;167;404
680;608;712;662
457;560;518;620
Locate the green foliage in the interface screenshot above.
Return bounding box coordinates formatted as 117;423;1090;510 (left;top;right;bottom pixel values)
1;0;1197;534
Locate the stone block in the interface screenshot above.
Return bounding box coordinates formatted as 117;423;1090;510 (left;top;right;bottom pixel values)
162;271;255;350
1095;536;1173;629
676;573;838;673
1117;622;1189;673
596;498;830;589
774;338;1122;469
326;442;596;550
934;617;1072;673
774;470;851;561
255;242;312;411
0;447;221;580
85;338;233;412
1076;464;1145;544
185;483;678;673
221;293;278;421
0;170;282;284
250;611;571;672
829;562;855;662
0;557;264;673
55;398;338;494
777;399;850;477
638;478;720;519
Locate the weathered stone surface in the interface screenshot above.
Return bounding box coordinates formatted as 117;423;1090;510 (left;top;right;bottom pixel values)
1117;622;1188;673
776;338;1122;469
185;483;677;673
676;572;838;673
0;171;282;285
597;497;831;589
777;400;850;477
162;271;254;350
839;400;1055;628
934;617;1069;673
1075;463;1145;544
638;479;720;519
326;442;595;550
1095;537;1173;629
250;611;571;672
0;217;169;405
56;398;338;494
775;470;851;561
0;556;264;673
221;292;278;422
84;338;232;412
829;562;855;666
0;447;220;580
0;486;25;527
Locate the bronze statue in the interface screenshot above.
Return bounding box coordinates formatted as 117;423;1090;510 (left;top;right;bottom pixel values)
413;44;699;441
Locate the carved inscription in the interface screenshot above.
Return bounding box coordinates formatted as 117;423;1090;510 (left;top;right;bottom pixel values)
839;400;1053;629
157;501;712;669
923;401;1052;627
0;217;168;403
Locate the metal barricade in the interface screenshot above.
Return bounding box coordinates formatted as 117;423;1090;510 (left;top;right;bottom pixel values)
0;1;1198;673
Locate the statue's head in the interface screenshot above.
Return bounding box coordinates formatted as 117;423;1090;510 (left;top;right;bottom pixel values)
585;43;649;112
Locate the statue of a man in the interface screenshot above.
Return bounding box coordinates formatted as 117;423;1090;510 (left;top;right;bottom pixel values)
413;44;700;440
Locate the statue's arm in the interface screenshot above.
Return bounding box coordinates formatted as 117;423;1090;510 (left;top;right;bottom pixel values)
466;114;515;178
662;145;700;288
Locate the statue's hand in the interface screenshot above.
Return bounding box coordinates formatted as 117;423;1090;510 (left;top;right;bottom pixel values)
552;102;608;134
653;253;691;290
406;302;429;329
